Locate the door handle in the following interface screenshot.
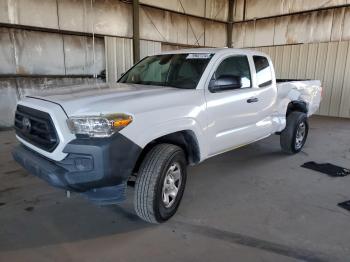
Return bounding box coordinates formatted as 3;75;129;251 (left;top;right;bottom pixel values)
247;97;259;103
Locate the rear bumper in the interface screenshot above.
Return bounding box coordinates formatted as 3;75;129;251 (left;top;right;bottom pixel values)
12;134;142;193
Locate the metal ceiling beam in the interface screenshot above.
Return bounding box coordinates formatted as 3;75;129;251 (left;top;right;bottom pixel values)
227;0;234;48
132;0;140;63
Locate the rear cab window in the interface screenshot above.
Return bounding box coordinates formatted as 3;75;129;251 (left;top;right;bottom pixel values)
253;56;273;87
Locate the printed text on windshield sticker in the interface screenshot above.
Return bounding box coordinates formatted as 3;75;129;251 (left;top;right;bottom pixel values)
186;53;212;59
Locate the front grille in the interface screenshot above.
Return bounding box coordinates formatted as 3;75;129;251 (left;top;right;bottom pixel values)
14;105;59;152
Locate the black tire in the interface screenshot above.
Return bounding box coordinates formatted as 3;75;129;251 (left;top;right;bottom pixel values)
134;144;187;224
280;111;309;154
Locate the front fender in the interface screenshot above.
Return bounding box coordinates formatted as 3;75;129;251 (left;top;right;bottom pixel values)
120;117;207;161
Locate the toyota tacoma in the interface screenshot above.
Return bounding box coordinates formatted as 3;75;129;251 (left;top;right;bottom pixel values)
12;48;322;223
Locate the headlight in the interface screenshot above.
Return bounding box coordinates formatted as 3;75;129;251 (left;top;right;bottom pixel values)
67;113;133;137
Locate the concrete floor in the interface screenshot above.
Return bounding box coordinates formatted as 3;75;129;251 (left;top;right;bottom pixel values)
0;116;350;262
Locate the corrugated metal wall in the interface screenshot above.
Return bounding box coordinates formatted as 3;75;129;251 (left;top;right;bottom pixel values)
139;5;227;47
105;37;133;83
140;40;162;59
252;42;350;118
0;28;105;76
232;1;350;119
233;0;350;21
140;0;229;21
0;0;134;127
0;0;133;37
232;6;350;47
0;77;102;127
104;39;162;83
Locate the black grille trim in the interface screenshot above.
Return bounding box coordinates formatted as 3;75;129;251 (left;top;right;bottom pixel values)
14;105;59;152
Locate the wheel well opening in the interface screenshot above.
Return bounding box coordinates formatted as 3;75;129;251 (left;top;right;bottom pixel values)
133;130;200;173
287;101;308;116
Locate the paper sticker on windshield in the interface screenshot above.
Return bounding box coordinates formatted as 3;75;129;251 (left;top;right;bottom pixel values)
186;53;212;59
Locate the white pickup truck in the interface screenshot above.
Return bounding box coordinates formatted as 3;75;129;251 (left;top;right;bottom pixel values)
13;48;322;223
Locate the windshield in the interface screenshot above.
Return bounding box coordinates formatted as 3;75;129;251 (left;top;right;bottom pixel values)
119;53;213;89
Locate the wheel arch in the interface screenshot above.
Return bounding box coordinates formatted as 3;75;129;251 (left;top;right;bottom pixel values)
286;101;308;116
133;130;200;173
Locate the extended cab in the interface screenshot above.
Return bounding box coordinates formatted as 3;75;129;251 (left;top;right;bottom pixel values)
12;48;322;223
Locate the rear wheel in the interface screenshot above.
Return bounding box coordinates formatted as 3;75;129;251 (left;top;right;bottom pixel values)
280;111;309;154
134;144;187;224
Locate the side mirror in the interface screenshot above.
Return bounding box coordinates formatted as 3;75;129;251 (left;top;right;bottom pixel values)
209;75;242;92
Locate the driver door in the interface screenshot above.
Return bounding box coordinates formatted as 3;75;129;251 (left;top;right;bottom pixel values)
204;55;270;156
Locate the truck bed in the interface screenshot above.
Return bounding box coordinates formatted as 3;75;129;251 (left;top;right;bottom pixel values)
276;79;322;117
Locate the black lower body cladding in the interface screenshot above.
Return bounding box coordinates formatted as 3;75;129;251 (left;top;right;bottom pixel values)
12;133;142;192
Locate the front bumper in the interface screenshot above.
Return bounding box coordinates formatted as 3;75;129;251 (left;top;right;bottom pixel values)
12;134;142;193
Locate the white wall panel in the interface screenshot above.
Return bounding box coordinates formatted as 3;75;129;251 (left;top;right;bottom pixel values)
319;43;337;115
339;44;350;118
0;0;133;38
0;28;16;74
305;43;318;79
0;0;59;28
330;42;349;116
313;43;328;115
233;0;244;21
233;0;349;21
14;30;65;75
274;46;284;78
281;46;292;78
140;0;228;21
206;0;228;21
105;37;133;83
204;20;227;47
140;40;161;59
288;45;299;79
342;7;350;40
58;0;132;38
254;19;274;47
0;80;18;127
64;35;105;75
0;28;105;76
297;44;308;79
140;5;226;47
232;7;350;47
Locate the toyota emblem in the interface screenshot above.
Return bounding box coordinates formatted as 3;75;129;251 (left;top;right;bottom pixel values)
22;117;31;132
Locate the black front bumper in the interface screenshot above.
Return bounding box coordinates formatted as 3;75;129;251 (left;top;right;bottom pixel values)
12;134;142;193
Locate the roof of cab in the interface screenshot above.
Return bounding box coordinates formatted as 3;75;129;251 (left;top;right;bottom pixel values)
159;47;267;57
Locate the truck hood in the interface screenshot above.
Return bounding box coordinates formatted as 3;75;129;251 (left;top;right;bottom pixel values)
26;82;195;116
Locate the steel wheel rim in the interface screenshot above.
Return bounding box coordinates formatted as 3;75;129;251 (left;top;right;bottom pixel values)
295;121;306;149
162;162;182;208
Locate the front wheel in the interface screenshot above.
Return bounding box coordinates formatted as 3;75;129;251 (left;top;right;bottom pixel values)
134;144;187;224
280;111;309;154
